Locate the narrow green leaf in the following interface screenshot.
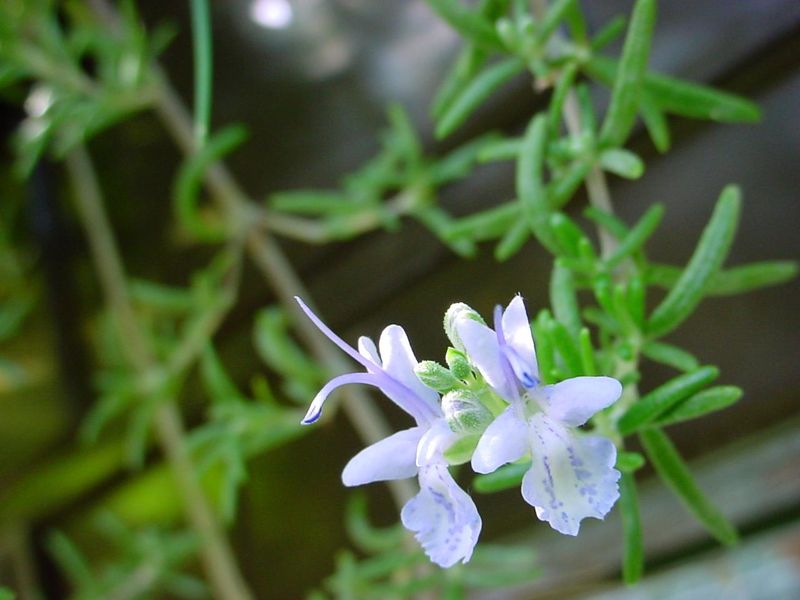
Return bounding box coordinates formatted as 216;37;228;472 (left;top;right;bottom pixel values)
477;137;522;163
547;62;579;136
424;0;504;48
647;260;798;297
618;366;719;435
432;45;489;119
533;310;557;384
612;283;639;333
189;0;213;146
641;341;699;372
590;15;626;51
173;124;247;242
268;190;351;215
449;201;518;241
592;273;619;321
537;0;576;44
619;473;644;584
432;133;501;183
386;103;421;159
606;203;664;267
640;428;738;544
345;494;406;553
652;385;742;427
599;148;644;179
548;160;590;209
647;186;741;337
586;56;761;124
645;70;761;123
436;58;525;139
494;217;530;261
584;205;630;240
563;0;588;44
414;205;476;257
625;275;646;329
547;319;583;377
640;93;671;152
550;260;582;337
598;0;657;147
473;461;530;493
578;328;597;375
47;532;94;588
616;450;645;473
200;346;242;405
576;83;598;134
549;212;587;258
517;114;558;252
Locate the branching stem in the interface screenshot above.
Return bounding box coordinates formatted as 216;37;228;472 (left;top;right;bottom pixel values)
66;145;254;600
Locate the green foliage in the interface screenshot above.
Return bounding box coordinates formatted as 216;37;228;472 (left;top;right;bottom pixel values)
640;429;738;545
619;473;644;584
48;514;206;600
312;494;539;599
618;366;720;435
0;0;173;174
435;57;525;139
647;186;742;337
598;0;656;147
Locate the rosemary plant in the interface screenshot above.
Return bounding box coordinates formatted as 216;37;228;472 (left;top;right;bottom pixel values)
0;0;796;598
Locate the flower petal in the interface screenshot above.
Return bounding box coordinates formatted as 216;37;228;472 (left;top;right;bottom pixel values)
416;419;459;467
401;464;482;568
521;414;620;536
378;325;440;413
501;296;539;387
357;335;380;365
471;406;528;474
342;427;424;486
539;376;622;427
456;317;513;399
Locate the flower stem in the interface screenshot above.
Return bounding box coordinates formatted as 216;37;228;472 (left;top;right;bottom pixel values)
66;145;254;600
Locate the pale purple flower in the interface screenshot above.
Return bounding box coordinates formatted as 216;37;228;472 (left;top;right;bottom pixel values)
296;297;481;567
456;296;622;536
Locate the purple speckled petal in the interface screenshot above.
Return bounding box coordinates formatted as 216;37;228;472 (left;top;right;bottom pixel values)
401;464;482;568
342;427;424;486
500;296;539;387
471;405;528;474
521;414;620;536
539;376;622;427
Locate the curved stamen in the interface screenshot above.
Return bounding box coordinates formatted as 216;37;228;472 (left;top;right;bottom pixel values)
302;373;378;424
297;297;439;424
296;297;381;372
493;305;521;403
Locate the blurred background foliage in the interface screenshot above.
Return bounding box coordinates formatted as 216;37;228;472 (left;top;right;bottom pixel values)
0;1;799;599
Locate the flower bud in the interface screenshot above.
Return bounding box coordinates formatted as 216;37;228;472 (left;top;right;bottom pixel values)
443;302;484;353
415;360;460;393
445;347;471;380
442;389;492;434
